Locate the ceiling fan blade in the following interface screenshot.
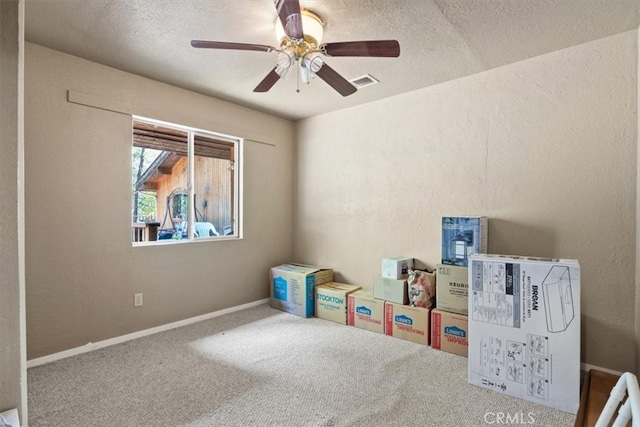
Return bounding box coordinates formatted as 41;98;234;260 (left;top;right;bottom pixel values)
191;40;276;53
320;40;400;57
253;68;282;93
316;63;357;97
273;0;304;40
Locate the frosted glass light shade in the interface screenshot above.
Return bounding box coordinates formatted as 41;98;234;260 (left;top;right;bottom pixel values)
275;9;324;46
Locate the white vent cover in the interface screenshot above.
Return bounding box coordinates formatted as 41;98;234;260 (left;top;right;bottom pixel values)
349;74;379;89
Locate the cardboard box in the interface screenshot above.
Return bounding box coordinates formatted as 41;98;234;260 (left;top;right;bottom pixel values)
441;216;488;267
384;302;430;346
431;309;468;357
373;276;408;305
347;290;385;334
316;282;361;324
270;263;333;318
436;264;469;315
468;254;581;414
381;257;414;279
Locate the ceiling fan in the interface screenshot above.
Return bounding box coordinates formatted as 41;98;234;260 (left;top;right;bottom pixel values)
191;0;400;97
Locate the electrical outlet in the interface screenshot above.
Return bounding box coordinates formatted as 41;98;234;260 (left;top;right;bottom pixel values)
134;293;143;307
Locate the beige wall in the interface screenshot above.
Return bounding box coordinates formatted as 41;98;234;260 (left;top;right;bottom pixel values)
25;43;295;359
295;31;638;372
21;29;640;374
1;0;27;421
636;29;640;375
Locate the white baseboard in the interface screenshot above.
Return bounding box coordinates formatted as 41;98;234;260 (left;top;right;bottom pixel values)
580;362;624;376
27;300;628;377
27;298;269;368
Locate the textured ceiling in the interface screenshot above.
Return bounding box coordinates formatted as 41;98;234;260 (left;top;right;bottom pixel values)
25;0;640;121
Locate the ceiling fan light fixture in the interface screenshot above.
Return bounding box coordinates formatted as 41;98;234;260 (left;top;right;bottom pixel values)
275;51;295;77
301;54;323;83
192;1;398;97
275;8;324;47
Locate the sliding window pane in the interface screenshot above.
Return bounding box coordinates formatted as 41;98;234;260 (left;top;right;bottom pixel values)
193;134;235;238
132;121;188;242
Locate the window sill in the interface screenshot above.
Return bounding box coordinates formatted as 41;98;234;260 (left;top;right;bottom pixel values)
132;235;242;247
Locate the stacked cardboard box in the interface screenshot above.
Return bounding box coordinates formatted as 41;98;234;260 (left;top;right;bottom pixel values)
433;265;469;357
373;276;408;305
381;257;413;279
269;264;362;326
432;216;487;357
441;216;488;267
373;256;412;304
316;282;361;324
269;263;334;318
435;264;469;315
384;301;431;345
347;290;385;334
364;257;433;345
352;258;412;336
431;309;468;356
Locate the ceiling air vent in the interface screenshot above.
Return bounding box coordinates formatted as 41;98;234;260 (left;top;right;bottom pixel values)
349;74;379;89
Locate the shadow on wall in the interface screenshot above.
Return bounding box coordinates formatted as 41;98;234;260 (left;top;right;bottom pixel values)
488;218;556;258
581;313;634;372
333;272;348;283
413;260;435;271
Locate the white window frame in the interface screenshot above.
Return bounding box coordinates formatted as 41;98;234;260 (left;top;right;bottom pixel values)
132;115;242;245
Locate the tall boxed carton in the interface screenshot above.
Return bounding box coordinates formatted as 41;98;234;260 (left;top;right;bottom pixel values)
316;282;361;324
468;254;580;414
348;290;385;334
431;309;468;357
384;302;430;346
436;264;469;315
270;263;333;318
441;216;488;267
373;276;408;305
381;257;414;279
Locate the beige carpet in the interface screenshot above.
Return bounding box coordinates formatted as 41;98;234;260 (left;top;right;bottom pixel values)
27;304;576;426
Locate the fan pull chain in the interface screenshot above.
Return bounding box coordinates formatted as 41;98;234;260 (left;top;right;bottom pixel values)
296;59;301;93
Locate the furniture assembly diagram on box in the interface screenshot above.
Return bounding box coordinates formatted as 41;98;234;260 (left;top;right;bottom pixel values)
542;266;574;333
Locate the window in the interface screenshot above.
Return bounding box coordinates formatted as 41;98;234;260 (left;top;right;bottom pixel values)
131;117;241;244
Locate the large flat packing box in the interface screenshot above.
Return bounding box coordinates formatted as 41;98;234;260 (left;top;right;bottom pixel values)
347;290;385;334
270;263;333;318
316;282;361;324
468;254;580;414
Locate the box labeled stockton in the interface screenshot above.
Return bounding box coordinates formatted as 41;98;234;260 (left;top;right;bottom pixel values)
382;257;414;279
431;309;468;357
348;290;384;334
468;254;581;414
316;282;361;324
441;216;488;267
384;302;430;346
270;263;333;318
436;264;469;315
